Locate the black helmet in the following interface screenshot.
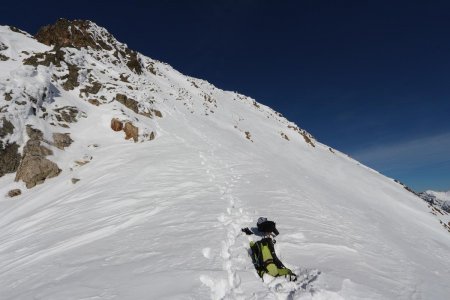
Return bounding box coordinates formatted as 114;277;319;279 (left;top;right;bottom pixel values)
256;217;279;236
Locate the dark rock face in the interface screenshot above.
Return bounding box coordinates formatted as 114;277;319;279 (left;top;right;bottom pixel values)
0;142;21;177
125;49;143;75
0;42;9;60
4;92;13;101
26;126;44;141
15;126;61;188
0;117;14;138
8;189;21;197
145;131;155;141
80;82;102;97
54;106;79;123
443;201;450;213
23;48;65;67
61;64;80;91
0;119;21;177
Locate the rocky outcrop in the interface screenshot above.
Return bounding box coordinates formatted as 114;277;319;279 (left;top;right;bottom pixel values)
36;19;115;50
280;132;290;141
288;125;315;147
88;99;100;106
80;81;102;97
61;64;80;91
54;106;79;123
124;122;138;142
0;142;21;177
0;119;21;177
152;109;163;118
15;157;61;188
144;131;156;141
0;42;9;60
52;133;73;150
15;126;61;188
111;119;155;142
0;42;7;51
8;189;21;197
23;48;65;67
443;201;450;213
35;19;143;74
111;118;123;131
4;92;12;101
115;93;139;114
245;131;253;142
0;117;14;138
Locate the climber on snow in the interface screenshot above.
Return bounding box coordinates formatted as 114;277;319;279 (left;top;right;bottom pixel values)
242;217;297;281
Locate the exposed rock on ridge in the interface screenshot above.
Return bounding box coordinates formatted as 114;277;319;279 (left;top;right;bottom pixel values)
35;19;143;74
15;126;61;188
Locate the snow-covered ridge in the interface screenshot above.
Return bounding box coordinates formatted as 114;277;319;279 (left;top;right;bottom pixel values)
0;19;316;189
1;20;450;300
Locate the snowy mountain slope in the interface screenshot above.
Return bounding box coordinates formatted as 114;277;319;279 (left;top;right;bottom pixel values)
1;20;450;300
417;190;450;230
423;190;450;202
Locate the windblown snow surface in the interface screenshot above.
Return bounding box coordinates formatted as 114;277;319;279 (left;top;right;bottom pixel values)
1;24;450;300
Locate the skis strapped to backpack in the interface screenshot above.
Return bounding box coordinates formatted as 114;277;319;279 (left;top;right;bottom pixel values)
249;238;297;282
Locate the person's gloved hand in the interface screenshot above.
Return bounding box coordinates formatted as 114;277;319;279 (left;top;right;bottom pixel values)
241;228;253;235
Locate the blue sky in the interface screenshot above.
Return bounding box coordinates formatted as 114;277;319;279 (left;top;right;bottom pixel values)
3;0;450;191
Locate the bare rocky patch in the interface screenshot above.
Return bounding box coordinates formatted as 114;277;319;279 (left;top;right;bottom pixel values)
80;81;102;97
115;93;138;114
124;122;139;142
15;126;61;188
35;19;144;74
4;91;13;101
0;42;8;51
52;133;73;150
280;132;290;141
61;64;80;90
0;141;21;177
8;189;22;197
0;53;9;61
53;106;80;124
23;48;65;67
111;118;124;131
288;125;315;147
245;131;253;142
88;99;101;106
0;117;14;138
